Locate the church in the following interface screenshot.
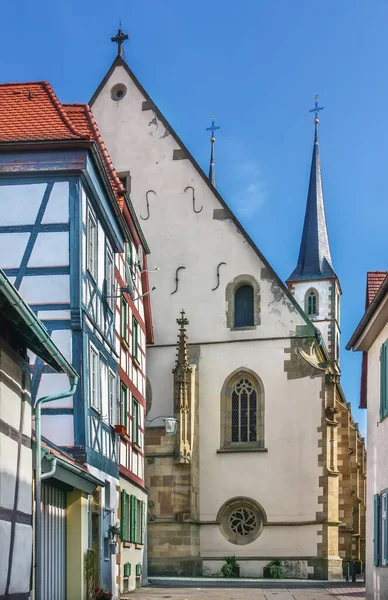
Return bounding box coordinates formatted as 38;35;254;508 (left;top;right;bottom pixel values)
90;30;366;580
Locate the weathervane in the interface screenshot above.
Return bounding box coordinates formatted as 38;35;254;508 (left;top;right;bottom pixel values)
206;114;220;141
111;27;129;57
309;95;324;122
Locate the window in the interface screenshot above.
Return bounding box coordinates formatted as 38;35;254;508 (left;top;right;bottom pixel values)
121;298;128;343
120;383;128;430
125;241;133;271
106;247;115;309
120;491;145;544
231;378;257;443
100;361;108;421
220;370;265;450
132;318;139;362
217;497;266;546
305;289;319;316
89;345;99;411
109;371;116;424
132;398;140;446
234;285;254;328
87;209;97;279
374;491;388;566
381;342;388;419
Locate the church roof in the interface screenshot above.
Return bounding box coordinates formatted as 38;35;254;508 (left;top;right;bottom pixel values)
90;56;317;335
288;122;336;282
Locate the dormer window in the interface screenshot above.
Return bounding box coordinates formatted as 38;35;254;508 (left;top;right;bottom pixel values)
306;289;319;316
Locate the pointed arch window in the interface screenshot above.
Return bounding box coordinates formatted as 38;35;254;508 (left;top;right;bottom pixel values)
234;285;254;328
220;370;265;451
305;289;319;317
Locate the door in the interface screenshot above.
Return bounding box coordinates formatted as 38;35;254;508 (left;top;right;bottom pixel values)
41;483;66;600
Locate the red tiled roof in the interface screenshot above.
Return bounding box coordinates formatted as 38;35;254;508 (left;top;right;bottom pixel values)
64;103;124;197
0;81;123;199
366;271;388;308
0;81;88;142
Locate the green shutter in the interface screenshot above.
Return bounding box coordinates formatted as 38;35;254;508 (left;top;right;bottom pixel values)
134;497;139;543
121;298;128;341
132;318;139;360
375;493;381;566
381;343;388;418
132;399;139;445
124;562;131;578
130;495;136;542
141;500;146;544
136;563;142;576
121;384;128;429
121;490;127;541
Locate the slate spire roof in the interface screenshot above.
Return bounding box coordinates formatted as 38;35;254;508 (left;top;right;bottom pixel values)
288;120;336;282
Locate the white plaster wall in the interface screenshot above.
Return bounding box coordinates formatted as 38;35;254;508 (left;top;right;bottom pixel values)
92;66;310;347
41;181;69;224
365;320;388;598
28;232;69;267
0;183;46;225
19;274;70;304
41;415;74;447
291;279;333;349
119;477;147;593
0;233;30;268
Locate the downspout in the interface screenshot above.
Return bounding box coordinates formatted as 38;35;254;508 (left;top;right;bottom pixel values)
34;379;78;600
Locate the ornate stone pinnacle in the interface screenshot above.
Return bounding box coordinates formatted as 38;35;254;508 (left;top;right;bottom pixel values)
174;310;189;370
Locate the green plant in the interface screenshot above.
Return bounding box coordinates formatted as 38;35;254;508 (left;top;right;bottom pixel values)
268;560;283;579
107;524;120;540
220;555;239;578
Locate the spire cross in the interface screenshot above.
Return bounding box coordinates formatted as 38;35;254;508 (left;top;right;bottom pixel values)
111;28;129;57
309;95;324;121
177;310;189;328
206;114;220;140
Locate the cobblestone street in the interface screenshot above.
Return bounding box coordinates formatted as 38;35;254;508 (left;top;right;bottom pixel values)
132;585;365;600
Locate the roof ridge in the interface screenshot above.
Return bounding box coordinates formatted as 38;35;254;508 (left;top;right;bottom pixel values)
43;82;89;140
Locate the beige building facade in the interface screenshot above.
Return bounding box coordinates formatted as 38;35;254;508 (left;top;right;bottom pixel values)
91;46;365;580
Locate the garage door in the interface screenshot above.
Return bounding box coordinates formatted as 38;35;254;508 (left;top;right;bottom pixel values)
41;483;66;600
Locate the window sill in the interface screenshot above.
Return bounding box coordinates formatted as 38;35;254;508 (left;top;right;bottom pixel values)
123;541;131;548
121;337;129;351
135;544;143;549
132;356;140;369
230;325;257;331
217;446;268;454
133;442;141;452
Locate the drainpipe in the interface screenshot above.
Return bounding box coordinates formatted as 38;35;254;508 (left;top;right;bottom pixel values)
34;380;78;600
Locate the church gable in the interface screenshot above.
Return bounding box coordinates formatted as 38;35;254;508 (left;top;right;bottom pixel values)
91;58;315;344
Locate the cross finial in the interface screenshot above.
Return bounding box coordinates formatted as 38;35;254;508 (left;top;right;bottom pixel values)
177;309;189;328
309;95;324;123
111;27;129;57
206;114;220;141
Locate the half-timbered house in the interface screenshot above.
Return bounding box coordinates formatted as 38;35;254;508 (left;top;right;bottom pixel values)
0;82;133;598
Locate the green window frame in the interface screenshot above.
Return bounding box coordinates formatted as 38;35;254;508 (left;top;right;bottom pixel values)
120;383;128;430
121;298;128;342
132;317;139;361
381;341;388;419
132;399;140;446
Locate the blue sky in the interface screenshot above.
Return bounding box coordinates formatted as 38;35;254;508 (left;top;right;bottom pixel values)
1;0;386;436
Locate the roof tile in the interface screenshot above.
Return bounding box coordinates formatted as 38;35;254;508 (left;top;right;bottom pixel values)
366;271;388;307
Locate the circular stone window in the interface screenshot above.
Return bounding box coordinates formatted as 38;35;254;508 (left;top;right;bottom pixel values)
111;83;127;101
217;497;266;545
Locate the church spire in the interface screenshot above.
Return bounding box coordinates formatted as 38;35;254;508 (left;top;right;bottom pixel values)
288;96;336;282
206;114;220;187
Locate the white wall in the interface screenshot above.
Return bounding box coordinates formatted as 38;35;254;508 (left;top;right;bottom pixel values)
365;321;388;598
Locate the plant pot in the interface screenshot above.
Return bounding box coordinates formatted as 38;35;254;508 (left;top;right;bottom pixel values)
231;565;240;578
114;424;126;437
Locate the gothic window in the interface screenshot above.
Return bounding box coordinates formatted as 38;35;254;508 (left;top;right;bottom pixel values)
220;369;264;450
305;288;319;316
234;285;254;328
217;497;266;545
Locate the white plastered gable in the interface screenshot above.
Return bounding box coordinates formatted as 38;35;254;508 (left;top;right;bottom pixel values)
91;60;314;345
